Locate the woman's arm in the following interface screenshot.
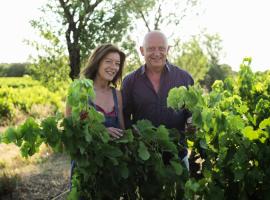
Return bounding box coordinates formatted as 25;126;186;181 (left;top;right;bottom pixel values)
116;90;125;130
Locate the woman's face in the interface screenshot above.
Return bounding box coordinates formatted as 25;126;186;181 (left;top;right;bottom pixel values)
97;52;121;82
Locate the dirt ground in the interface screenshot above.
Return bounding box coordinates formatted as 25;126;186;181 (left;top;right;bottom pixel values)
0;142;71;200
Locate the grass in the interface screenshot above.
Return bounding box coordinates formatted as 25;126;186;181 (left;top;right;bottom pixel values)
0;139;70;199
0;77;70;199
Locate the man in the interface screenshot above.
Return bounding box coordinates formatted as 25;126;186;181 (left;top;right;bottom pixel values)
121;30;194;169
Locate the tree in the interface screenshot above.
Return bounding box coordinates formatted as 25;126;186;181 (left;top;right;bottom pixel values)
170;32;228;83
203;33;223;66
172;36;209;82
25;26;70;91
31;0;135;80
199;33;235;91
0;63;28;77
200;64;235;91
121;0;201;75
127;0;200;33
121;36;142;76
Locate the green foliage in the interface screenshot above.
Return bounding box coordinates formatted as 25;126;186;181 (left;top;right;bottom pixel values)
200;64;235;91
172;36;209;82
168;58;270;199
26;0;203;82
3;57;268;198
29;0;144;79
27;56;71;92
0;76;40;88
203;33;223;66
237;58;270;128
25;26;71;92
126;0;199;32
64;79;188;199
0;77;63;124
121;36;142;76
171;33;228;86
1;78;188;199
66;79;95;121
78;2;131;61
0;99;14;121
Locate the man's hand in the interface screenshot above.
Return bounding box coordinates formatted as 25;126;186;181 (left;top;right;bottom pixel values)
107;127;123;139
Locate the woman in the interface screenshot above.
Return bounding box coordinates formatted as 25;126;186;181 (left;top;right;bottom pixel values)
66;43;125;138
66;44;126;196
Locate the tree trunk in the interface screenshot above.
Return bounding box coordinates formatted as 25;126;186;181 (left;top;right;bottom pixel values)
66;25;80;80
68;45;81;80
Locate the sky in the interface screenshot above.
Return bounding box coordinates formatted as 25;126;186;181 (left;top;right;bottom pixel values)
196;0;270;72
0;0;269;72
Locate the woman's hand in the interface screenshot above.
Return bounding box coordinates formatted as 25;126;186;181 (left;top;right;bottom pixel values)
107;127;123;139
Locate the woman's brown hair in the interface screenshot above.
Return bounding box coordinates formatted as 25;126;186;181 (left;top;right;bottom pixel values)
81;44;126;87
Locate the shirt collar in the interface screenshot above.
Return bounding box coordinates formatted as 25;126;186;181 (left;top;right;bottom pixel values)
140;61;171;75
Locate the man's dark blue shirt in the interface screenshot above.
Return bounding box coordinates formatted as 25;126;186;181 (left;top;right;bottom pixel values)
122;62;194;129
121;62;194;157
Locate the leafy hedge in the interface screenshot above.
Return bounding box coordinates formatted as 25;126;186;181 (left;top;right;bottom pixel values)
0;77;63;123
1;79;188;199
1;59;270;199
167;58;270;199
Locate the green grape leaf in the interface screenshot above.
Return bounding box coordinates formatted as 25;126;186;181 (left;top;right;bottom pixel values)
185;179;200;192
82;124;92;143
236;104;249;114
259;118;270;129
2;127;17;143
202;108;212;131
185;88;199;108
120;163;129;179
20;118;40;143
167;87;187;109
115;129;134;143
156;125;169;141
103;145;123;158
212;80;224;92
67;177;80;200
170;160;183;175
242;126;259;140
100;129;110;143
226;115;245;131
138;141;150;161
41;116;61;147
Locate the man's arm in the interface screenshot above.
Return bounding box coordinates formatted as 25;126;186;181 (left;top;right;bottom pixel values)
121;75;134;129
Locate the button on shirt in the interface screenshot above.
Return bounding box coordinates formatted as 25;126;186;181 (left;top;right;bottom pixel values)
121;62;194;132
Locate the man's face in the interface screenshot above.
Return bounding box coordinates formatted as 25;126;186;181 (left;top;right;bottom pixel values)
140;34;169;69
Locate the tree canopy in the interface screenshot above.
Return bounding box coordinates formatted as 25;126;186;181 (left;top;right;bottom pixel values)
31;0;137;80
27;0;232;87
